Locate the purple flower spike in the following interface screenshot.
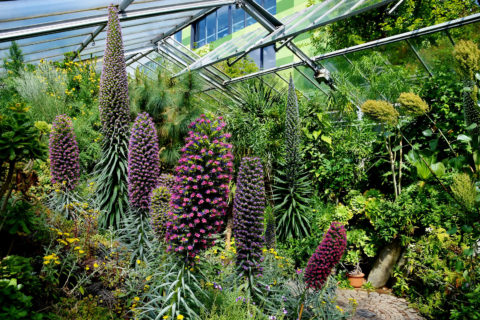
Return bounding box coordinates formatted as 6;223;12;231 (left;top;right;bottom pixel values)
49;115;80;190
99;5;130;143
128;112;160;210
233;157;265;275
304;222;347;291
166;114;233;264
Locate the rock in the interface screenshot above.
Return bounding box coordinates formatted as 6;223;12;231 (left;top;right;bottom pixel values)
356;309;377;318
368;241;402;288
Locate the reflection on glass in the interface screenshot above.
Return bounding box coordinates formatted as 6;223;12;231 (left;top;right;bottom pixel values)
218;6;230;38
233;7;245;32
206;12;216;44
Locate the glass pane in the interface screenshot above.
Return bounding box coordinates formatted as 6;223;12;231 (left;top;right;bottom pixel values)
206;12;217;44
217;6;230;39
232;7;245;33
195;19;206;48
262;45;276;69
174;30;182;43
264;0;277;15
246;13;255;27
248;48;261;67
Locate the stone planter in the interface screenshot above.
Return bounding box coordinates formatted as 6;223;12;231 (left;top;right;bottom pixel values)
348;272;365;288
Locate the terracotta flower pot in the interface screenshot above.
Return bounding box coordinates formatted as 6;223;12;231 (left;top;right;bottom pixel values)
348;272;365;288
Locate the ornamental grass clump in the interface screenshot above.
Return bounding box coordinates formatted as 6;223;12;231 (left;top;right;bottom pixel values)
397;92;430;117
128;112;160;210
233;157;265;274
95;5;131;228
149;185;171;238
49;114;80;190
361;100;399;125
304;222;347;291
166;114;233;264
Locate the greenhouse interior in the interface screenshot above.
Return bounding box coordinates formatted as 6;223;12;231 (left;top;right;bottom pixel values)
1;0;480;319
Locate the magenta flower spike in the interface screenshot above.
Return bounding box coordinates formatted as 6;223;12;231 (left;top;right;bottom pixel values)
166;114;234;264
49;115;80;190
304;222;347;290
128;112;160;210
233;157;265;274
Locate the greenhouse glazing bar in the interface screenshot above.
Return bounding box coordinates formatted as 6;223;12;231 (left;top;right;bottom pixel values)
0;0;236;43
223;12;480;85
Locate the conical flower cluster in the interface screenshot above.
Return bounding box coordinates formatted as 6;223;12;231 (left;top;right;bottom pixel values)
149;185;171;238
304;222;347;291
166;114;233;263
285;76;302;182
98;5;130;143
128;112;160;210
49;115;80;190
233;157;265;274
158;173;176;192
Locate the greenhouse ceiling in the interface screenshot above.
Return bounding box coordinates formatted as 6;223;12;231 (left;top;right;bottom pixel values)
1;0;480;104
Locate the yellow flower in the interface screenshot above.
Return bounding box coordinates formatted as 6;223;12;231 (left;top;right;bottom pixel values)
163;316;169;319
94;262;99;268
336;305;344;313
134;296;140;302
136;259;142;265
146;275;152;281
74;246;81;250
177;315;184;320
86;266;90;270
79;250;85;254
66;238;79;243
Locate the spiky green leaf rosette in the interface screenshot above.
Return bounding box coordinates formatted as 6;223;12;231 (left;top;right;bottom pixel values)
49;115;80;190
304;222;347;291
233;156;265;274
166;114;234;264
128;112;160;210
96;5;130;228
274;76;311;241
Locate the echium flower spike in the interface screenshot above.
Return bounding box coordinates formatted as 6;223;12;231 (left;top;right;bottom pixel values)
49;115;80;190
285;76;302;182
128;112;160;210
304;222;347;291
149;185;171;238
166;114;234;264
98;5;130;144
157;173;176;193
233;157;265;274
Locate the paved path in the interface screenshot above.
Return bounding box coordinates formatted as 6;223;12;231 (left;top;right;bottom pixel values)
336;289;424;320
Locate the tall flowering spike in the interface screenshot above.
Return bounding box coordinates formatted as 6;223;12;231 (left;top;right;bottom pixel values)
49;115;80;190
304;222;347;291
128;112;160;210
149;186;171;238
233;157;265;274
285;76;302;181
264;209;276;249
158;173;176;193
166;114;234;264
99;5;130;143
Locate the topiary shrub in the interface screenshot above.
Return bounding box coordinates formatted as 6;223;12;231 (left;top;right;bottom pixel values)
149;185;171;238
128;112;160;211
166;114;234;264
233;156;265;275
95;5;130;228
397;92;430;116
361;100;399;125
49;114;80;191
304;222;347;291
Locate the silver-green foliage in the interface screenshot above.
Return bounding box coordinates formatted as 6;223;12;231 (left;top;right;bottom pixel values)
274;77;311;241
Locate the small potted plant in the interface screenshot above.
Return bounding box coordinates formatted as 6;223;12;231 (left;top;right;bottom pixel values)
347;261;365;288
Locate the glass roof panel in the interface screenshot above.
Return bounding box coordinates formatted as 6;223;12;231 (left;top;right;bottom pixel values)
180;0;395;73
